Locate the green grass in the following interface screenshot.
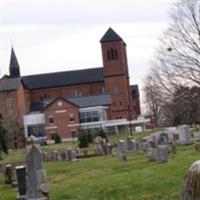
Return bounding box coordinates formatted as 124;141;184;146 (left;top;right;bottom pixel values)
0;131;199;200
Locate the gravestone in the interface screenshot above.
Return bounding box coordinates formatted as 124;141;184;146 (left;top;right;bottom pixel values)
195;140;200;152
60;152;67;161
37;169;50;199
181;160;200;200
127;139;137;152
157;145;168;163
16;165;26;200
107;143;112;154
177;125;193;145
26;143;49;199
194;131;200;138
118;140;126;154
94;146;104;156
100;140;109;155
66;148;72;161
66;148;77;161
118;140;127;161
140;139;150;153
26;144;43;198
70;150;77;161
52;151;60;161
159;133;169;145
4;164;13;184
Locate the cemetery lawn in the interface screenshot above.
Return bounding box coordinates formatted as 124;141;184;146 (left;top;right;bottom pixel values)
0;143;199;200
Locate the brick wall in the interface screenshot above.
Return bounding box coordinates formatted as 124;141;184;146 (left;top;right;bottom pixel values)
44;98;79;139
30;82;104;103
0;83;26;148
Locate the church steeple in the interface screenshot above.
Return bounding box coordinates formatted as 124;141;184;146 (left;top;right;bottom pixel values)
9;47;21;77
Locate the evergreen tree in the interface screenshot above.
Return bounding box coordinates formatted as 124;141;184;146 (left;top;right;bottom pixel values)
0;113;8;159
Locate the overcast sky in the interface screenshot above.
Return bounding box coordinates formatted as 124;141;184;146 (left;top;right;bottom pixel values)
0;0;175;107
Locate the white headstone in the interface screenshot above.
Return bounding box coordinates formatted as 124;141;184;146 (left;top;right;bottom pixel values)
177;125;193;145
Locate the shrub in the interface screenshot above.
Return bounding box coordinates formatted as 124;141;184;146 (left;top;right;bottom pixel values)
52;133;61;144
96;129;108;142
78;129;89;148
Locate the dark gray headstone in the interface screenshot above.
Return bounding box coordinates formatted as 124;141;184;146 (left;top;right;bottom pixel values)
127;139;137;152
66;149;72;161
60;152;67;161
16;165;26;199
4;164;13;184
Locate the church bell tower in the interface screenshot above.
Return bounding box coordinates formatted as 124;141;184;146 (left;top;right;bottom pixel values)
100;28;133;120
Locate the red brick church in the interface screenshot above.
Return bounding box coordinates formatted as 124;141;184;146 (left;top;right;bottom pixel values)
0;28;141;148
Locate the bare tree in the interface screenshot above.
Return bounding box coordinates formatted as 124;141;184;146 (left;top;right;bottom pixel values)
143;72;163;126
156;0;200;86
143;0;200;126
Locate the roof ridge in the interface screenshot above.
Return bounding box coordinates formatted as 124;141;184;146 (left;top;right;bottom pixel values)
22;67;103;78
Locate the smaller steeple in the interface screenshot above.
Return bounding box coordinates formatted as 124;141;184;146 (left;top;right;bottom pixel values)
9;47;21;77
100;27;123;43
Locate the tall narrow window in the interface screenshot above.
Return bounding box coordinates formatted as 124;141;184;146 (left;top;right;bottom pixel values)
114;50;118;59
111;48;114;59
113;85;120;94
107;48;118;61
107;50;110;60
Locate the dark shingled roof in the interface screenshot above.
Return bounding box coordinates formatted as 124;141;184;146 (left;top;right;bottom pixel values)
100;27;123;43
68;94;112;108
0;77;21;92
22;67;104;90
32;94;112;112
131;85;140;97
31;102;45;112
